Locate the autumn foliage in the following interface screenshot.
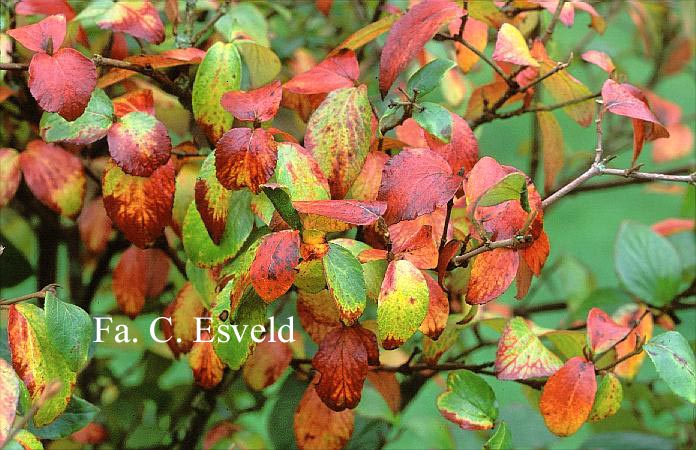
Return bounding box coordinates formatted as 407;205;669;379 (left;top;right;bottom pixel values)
0;1;695;449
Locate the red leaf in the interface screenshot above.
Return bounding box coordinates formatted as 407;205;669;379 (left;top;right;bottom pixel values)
29;48;97;120
102;158;175;248
243;333;293;391
424;112;479;175
601;79;669;163
16;1;76;20
250;230;301;303
466;248;519;304
77;197;113;254
0;148;21;208
587;308;631;354
294;383;354;450
189;332;224;389
221;80;282;122
379;0;463;96
652;218;695;237
70;422;108;445
97;0;165;44
113;246;170;319
107;111;172;177
419;274;449;340
312;325;375;411
112;89;155;118
520;229;549;276
19;140;85;219
377;148;460;225
215;127;278;193
540;357;597;436
294;200;387;225
392;224;438;269
395;118;427;148
581;50;615;73
7;14;66;53
284;49;359;95
437;239;462;286
346;151;390;201
316;0;333;16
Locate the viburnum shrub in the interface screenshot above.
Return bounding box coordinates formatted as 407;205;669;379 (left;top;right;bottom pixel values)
0;1;694;449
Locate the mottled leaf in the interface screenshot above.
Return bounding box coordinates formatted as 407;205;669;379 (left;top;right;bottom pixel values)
107;111;171;177
296;289;341;344
274;143;330;201
437;370;498;430
323;243;367;325
588;373;623;422
613;305;653;380
495;317;563;380
216;127;278;193
251;230;301;302
112;246;169;319
195;151;231;244
644;331;696;404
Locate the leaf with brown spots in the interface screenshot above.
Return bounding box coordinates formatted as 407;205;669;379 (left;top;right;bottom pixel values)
250;230;301;302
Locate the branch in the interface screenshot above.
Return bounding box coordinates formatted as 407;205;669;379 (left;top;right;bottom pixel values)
0;284;59;306
541;0;567;44
452;235;533;267
434;33;515;88
192;0;231;47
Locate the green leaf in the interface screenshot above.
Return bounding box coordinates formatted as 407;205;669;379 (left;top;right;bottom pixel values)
45;292;93;372
330;238;386;301
644;331;696;404
185;260;218;308
235;40;281;89
477;173;529;211
212;288;267;369
39;88;113;145
29;396;99;440
183;189;254;268
215;3;269;46
0;233;32;288
589;373;623;422
407;59;456;99
5;430;43;450
377;259;429;349
614;222;682;306
484;421;512;450
192;42;242;143
412;102;453;143
323;242;367;325
261;185;303;231
437;370;498;430
378;106;403;137
274;142;330;202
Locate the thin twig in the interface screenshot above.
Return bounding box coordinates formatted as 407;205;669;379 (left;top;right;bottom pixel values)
192;0;231;47
452;235;532;267
0;284;59;306
541;0;567;44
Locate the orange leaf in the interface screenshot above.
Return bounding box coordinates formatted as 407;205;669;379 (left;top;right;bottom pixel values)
345;151;390;201
162;282;205;356
215;127;278;193
540;357;597;436
112;89;155;117
112;246;170;319
284;50;359;95
189;332;224;389
250;230;301;302
586;308;631;354
296;289;341;344
221;80;282;122
77;197;113;254
466;248;519;304
613;306;653;380
242;333;293;391
651;218;695;237
419;274;449;340
294;383;354;450
449;17;488;73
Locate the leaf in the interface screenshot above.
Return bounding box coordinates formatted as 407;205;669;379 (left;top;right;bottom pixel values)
466;248;519;304
539;357;597;436
97;49;206;88
536;111;564;193
437;370;498;430
294;200;387;231
495;317;563;380
162;282;205;357
377;148;460;225
189;332;224;389
586;308;631;354
29;396;98;440
8;430;43;450
329;14;399;56
0;148;21;208
29;48;97;121
588;373;623;422
44;292;92;372
211;289;267;370
644;331;696;404
195;151;231;245
293;384;354;450
102;158;175;248
107;111;171;177
407;59;456;99
215;127;278;193
614;221;682;306
112;246;170;319
450;17;488;72
284;50;359;95
312;325;377;411
183;190;254;268
323;243;367;325
235;40;282;89
613;305;653;380
112;89;155;117
40;88;114;145
539;60;594;127
492;23;539;67
476;173;528;208
378;0;463;96
97;0;165;44
377;259;429;349
274;143;330;202
215;2;268;45
7;14;66;53
243;334;293;391
251;230;301;302
581;50;615;73
0;359;19;444
296;276;341;330
19;140;85;219
418;274;449;340
8;304;76;427
192;42;242;143
262;185;303;231
221;80;282;122
424;112;479;176
304;85;372;199
483;421;512;449
366;371;401;413
412;102;454;143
